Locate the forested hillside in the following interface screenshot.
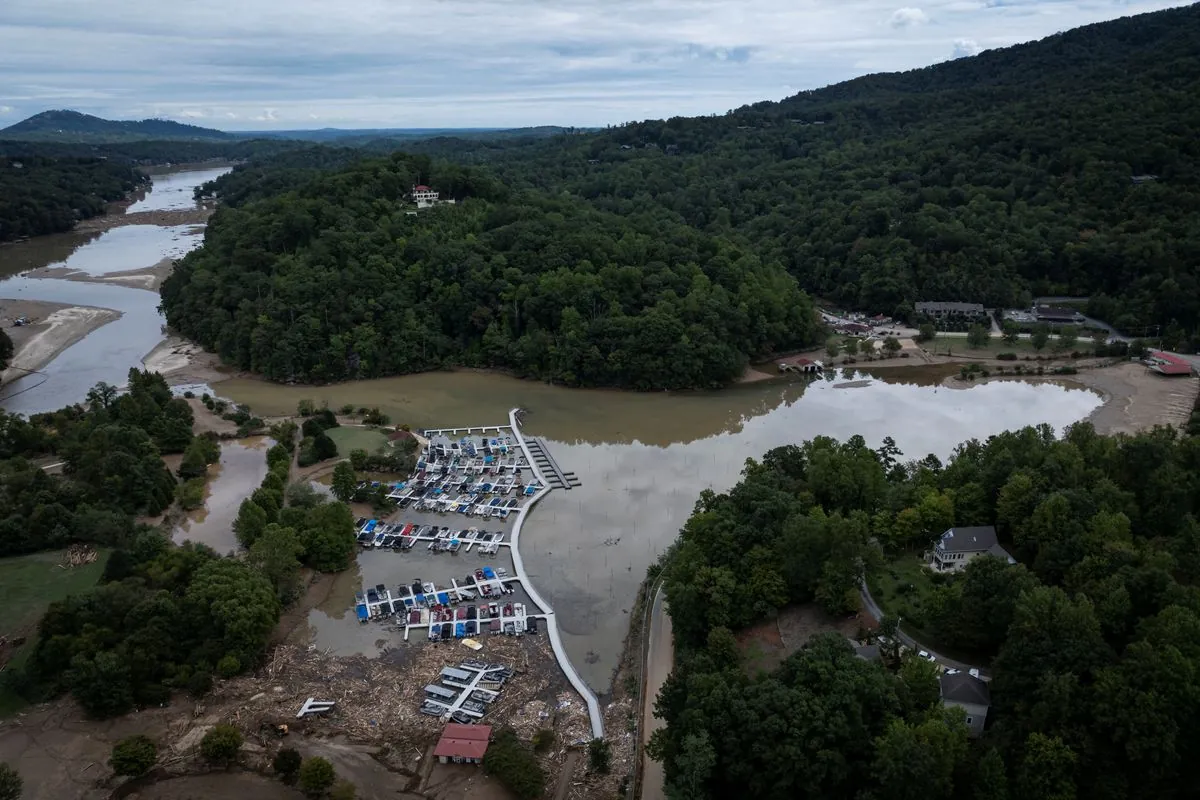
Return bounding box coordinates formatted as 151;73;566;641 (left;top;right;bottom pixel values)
162;153;820;389
473;5;1200;340
654;423;1200;800
0;156;144;241
1;110;232;143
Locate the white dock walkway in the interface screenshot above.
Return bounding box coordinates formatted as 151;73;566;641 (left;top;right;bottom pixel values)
507;408;604;738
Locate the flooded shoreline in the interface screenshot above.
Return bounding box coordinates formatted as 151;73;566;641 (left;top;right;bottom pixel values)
235;368;1106;691
173;437;272;555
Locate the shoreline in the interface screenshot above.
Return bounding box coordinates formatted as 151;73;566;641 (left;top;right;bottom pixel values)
0;299;123;385
939;361;1199;436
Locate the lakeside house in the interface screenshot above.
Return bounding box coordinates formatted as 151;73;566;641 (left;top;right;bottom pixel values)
915;301;987;320
1147;351;1194;377
941;672;990;737
434;723;492;764
927;526;1014;573
779;357;823;374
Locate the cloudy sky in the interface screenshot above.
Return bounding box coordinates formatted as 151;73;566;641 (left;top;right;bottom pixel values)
0;0;1191;130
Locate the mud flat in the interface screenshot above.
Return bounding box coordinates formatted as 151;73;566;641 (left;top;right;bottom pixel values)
0;299;122;386
942;361;1200;436
27;256;177;291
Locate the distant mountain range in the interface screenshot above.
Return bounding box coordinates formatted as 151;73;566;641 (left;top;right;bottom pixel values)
0;110;234;143
0;110;579;145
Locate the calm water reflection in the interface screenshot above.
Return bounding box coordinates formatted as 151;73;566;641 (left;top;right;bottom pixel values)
173;438;271;555
128;167;231;212
220;368;1103;691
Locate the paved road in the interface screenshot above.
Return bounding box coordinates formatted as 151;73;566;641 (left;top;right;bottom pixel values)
859;581;989;678
642;586;674;800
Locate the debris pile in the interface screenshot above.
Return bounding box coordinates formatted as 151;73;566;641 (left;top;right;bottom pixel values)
59;544;97;568
206;630;581;758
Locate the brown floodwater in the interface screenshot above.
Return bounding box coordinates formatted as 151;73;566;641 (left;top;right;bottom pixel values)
173;437;271;554
219;367;1103;691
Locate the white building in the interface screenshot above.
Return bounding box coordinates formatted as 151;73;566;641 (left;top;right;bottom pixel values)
412;184;440;208
927;526;1014;573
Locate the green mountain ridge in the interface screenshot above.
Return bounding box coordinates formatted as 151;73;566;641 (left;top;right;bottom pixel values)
1;110;233;143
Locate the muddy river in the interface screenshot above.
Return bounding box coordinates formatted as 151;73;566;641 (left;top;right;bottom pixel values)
128;166;230;212
0;168;224;414
217;368;1103;691
173;437;271;555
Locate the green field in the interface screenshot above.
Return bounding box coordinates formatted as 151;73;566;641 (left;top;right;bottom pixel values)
923;335;1093;357
325;425;389;455
0;549;110;714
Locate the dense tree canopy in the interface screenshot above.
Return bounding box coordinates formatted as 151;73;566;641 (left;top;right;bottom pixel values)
0;370;197;556
162;151;820;390
657;421;1200;799
0;156;144;241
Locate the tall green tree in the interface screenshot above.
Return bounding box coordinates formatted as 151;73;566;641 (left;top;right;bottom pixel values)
331;461;357;503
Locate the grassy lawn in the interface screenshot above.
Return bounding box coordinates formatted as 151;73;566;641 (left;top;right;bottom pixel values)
326;425;389;456
0;549;110;715
870;555;941;625
924;335;1092;357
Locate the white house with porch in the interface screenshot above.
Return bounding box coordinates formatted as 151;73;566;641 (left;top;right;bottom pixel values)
927;525;1014;573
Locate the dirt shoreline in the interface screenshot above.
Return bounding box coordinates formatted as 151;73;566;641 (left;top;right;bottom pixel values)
941;361;1199;435
0;299;122;385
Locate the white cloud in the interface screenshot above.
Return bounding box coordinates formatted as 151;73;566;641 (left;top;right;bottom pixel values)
952;38;983;57
890;7;930;27
0;105;13;114
178;109;208;118
0;0;1193;128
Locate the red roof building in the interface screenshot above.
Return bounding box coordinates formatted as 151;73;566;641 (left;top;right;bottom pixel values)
434;723;492;764
388;429;415;445
413;184;432;191
1148;351;1193;376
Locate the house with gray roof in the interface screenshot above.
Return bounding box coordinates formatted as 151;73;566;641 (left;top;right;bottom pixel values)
927;526;1015;573
940;672;990;737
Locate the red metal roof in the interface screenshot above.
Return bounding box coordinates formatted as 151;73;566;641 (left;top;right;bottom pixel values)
795;358;814;366
434;724;492;760
1150;351;1193;375
413;184;432;191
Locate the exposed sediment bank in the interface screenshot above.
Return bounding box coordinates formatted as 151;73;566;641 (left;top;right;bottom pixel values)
0;299;122;386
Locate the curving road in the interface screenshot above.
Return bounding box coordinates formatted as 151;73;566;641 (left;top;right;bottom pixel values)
642;586;674;800
859;581;989;678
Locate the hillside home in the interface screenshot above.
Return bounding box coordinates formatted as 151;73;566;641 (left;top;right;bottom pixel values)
941;672;990;737
927;526;1014;573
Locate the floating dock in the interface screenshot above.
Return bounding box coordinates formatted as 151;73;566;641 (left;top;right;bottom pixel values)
524;437;582;490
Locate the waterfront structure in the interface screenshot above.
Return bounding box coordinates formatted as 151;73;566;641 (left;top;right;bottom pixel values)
927;526;1014;573
915;301;987;320
434;723;492;764
940;672;990;737
1147;351;1194;376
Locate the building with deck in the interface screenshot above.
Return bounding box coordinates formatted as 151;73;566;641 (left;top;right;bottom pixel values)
927;526;1015;573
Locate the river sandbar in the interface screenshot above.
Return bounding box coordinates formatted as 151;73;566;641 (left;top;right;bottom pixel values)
0;299;122;386
28;256;178;291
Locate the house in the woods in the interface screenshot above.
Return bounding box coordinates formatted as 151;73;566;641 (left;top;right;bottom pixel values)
927;526;1015;573
941;672;990;737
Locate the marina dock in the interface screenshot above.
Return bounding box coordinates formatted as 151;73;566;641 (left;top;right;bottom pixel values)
524;436;582;490
506;408;604;738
